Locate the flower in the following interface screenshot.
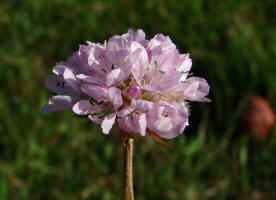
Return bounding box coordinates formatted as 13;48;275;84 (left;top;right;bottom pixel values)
43;29;210;139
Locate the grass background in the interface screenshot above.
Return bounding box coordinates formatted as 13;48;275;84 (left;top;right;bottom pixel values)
1;0;276;199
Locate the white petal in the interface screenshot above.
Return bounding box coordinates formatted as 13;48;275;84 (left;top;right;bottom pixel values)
101;113;116;134
139;113;147;136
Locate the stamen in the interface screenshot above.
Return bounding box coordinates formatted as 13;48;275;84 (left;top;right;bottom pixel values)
124;56;128;64
154;60;158;68
89;97;97;105
181;80;190;84
141;79;146;85
159;70;165;74
97;101;104;105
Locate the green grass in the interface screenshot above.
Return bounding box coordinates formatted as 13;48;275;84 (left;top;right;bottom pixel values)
1;0;276;199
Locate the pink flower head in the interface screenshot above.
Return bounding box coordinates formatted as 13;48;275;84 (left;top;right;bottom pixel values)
43;29;210;139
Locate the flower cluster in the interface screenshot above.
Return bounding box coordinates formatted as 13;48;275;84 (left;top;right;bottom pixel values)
43;29;210;139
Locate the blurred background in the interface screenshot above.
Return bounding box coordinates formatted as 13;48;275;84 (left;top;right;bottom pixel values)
1;0;276;199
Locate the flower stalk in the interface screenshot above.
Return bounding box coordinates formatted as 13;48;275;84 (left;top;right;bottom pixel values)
124;137;135;200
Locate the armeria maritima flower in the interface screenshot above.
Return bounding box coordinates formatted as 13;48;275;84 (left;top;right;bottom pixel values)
43;29;210;139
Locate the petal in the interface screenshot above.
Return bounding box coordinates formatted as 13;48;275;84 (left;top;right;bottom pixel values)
170;122;187;138
45;75;75;95
81;84;109;101
183;77;211;102
147;34;175;53
131;99;153;112
157;49;180;71
106;68;125;86
42;95;78;112
77;45;92;74
139;113;147;136
147;109;173;135
117;106;135;117
101;113;116;134
130;42;149;84
65;52;84;74
134;29;146;42
108;36;125;50
177;57;192;82
53;64;66;75
118;114;139;134
142;70;182;93
128;86;142;99
88;115;102;125
76;74;104;84
63;67;81;92
78;43;104;75
72;100;99;115
177;57;192;72
108;87;123;110
88;43;105;65
146;101;189;139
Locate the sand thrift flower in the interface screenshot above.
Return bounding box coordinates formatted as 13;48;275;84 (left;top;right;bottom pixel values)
43;29;210;200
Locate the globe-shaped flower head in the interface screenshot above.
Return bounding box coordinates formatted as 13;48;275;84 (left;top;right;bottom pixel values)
43;29;210;139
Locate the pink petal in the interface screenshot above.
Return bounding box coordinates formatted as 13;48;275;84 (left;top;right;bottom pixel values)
142;71;182;93
128;86;142;99
119;113;147;136
81;84;109;101
183;77;211;102
76;74;104;84
88;115;102;125
177;57;192;82
53;64;66;75
177;57;192;72
146;102;189;139
108;87;123;110
130;42;149;84
72;100;99;115
131;99;153;112
42;95;79;112
147;34;175;52
157;49;179;71
133;29;146;42
63;67;81;92
147;110;173;134
106;68;125;86
118;114;139;134
45;75;74;95
117;106;135;117
87;43;105;66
